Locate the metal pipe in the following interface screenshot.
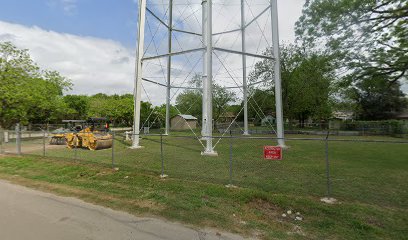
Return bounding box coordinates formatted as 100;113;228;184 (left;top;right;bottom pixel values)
74;144;77;160
141;47;205;61
213;28;241;36
146;7;169;28
15;123;21;155
132;0;147;148
142;78;167;87
172;28;202;36
171;86;201;90
244;6;271;29
325;132;332;197
111;131;115;168
202;0;216;155
241;0;249;136
201;0;207;138
0;129;3;154
42;130;46;157
161;134;164;176
270;0;285;147
165;0;173;135
229;131;233;185
213;47;274;59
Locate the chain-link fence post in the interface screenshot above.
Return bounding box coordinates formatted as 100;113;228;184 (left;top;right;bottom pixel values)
0;128;3;154
74;141;78;160
225;130;235;188
15;123;21;155
229;131;233;186
325;131;332;197
111;131;115;169
160;133;167;178
42;130;46;157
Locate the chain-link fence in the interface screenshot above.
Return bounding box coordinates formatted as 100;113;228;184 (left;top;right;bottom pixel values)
1;126;407;209
215;120;408;138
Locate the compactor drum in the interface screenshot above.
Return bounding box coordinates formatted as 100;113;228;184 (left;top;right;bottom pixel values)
49;120;86;145
49;128;71;145
65;118;113;151
50;133;66;145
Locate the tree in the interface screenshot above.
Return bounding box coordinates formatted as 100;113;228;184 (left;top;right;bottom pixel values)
86;94;153;127
152;104;178;128
245;89;275;124
346;77;407;120
113;94;134;126
0;42;72;128
249;45;335;126
139;101;154;127
175;90;202;119
63;95;90;120
295;0;408;84
25;76;70;124
175;74;236;123
213;85;237;121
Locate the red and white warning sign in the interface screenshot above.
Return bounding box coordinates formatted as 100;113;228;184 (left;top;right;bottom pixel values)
263;146;282;160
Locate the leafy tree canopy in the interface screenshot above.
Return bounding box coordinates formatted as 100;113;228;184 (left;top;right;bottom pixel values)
345;76;407;120
248;45;335;125
0;41;72;128
296;0;408;83
175;74;236;123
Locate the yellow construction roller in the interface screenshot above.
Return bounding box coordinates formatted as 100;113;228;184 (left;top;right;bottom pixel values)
50;133;66;145
83;132;113;150
65;117;113;151
66;129;113;150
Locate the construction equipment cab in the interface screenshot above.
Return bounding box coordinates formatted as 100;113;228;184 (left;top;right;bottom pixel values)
87;117;110;132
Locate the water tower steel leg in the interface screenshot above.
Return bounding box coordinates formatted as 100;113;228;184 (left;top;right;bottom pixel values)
270;0;286;147
201;0;207;138
132;0;147;148
202;0;216;155
165;0;173;135
241;0;249;136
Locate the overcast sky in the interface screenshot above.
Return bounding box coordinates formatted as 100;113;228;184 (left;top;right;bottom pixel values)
0;0;304;105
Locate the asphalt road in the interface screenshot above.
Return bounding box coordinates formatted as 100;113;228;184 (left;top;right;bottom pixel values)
0;180;247;240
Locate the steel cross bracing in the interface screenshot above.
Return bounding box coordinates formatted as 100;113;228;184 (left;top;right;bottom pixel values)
132;0;286;152
146;1;273;130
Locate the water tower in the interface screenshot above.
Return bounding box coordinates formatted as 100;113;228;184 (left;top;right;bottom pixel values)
131;0;285;154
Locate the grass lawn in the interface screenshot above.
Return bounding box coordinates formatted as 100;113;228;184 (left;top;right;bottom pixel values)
0;134;407;239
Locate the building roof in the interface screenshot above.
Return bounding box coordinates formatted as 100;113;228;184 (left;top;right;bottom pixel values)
396;109;408;119
332;111;354;120
262;115;275;120
219;112;236;118
175;114;198;120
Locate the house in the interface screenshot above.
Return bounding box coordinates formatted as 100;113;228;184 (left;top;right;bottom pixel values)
395;109;408;120
329;111;354;129
332;111;354;121
171;114;198;130
261;115;275;126
218;112;236;123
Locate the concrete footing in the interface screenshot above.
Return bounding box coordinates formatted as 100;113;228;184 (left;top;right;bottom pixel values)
320;197;337;204
128;146;144;150
201;151;218;157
